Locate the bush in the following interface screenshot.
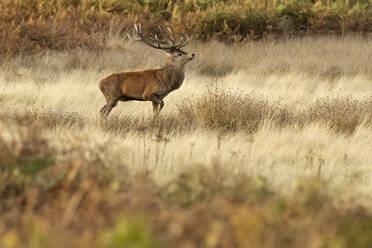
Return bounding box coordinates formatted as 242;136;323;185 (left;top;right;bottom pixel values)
0;0;371;55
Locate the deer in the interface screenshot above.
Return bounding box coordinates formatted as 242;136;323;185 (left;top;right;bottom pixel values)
99;23;195;119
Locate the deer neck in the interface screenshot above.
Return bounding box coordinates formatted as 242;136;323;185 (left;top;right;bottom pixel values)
160;62;185;91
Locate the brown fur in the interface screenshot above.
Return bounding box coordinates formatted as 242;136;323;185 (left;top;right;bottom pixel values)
99;50;195;118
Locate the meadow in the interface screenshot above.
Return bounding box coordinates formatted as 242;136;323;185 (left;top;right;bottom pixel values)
1;33;372;247
1;0;372;247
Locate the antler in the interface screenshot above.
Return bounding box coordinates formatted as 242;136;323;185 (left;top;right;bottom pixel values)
132;23;190;51
175;34;190;49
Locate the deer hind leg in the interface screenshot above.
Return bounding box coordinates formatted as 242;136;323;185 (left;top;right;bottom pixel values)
99;78;122;119
105;100;118;116
100;99;118;119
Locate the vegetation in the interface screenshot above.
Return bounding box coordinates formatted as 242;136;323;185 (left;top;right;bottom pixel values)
1;0;371;55
1;36;372;247
1;1;372;244
2;119;372;248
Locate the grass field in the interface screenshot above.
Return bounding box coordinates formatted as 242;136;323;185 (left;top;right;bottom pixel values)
1;35;372;247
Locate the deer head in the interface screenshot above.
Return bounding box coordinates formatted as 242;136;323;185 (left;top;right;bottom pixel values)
132;24;195;68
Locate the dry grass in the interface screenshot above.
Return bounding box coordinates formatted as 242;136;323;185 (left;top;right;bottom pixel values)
1;35;372;247
2;121;372;248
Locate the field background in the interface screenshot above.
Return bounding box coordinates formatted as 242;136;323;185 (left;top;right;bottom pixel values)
1;0;372;55
1;1;372;248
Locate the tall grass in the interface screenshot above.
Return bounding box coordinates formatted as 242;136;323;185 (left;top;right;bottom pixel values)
1;36;372;185
1;36;372;247
2;119;372;248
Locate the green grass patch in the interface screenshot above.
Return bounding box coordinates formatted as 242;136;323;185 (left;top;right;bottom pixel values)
16;157;55;175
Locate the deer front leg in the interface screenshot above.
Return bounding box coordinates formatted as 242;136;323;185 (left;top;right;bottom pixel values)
152;101;159;114
159;100;164;112
100;105;107;116
152;99;164;117
144;88;163;117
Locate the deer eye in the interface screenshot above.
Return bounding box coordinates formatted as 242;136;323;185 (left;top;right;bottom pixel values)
177;53;183;56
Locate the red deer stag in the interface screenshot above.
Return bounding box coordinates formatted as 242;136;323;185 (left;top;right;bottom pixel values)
99;24;195;118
